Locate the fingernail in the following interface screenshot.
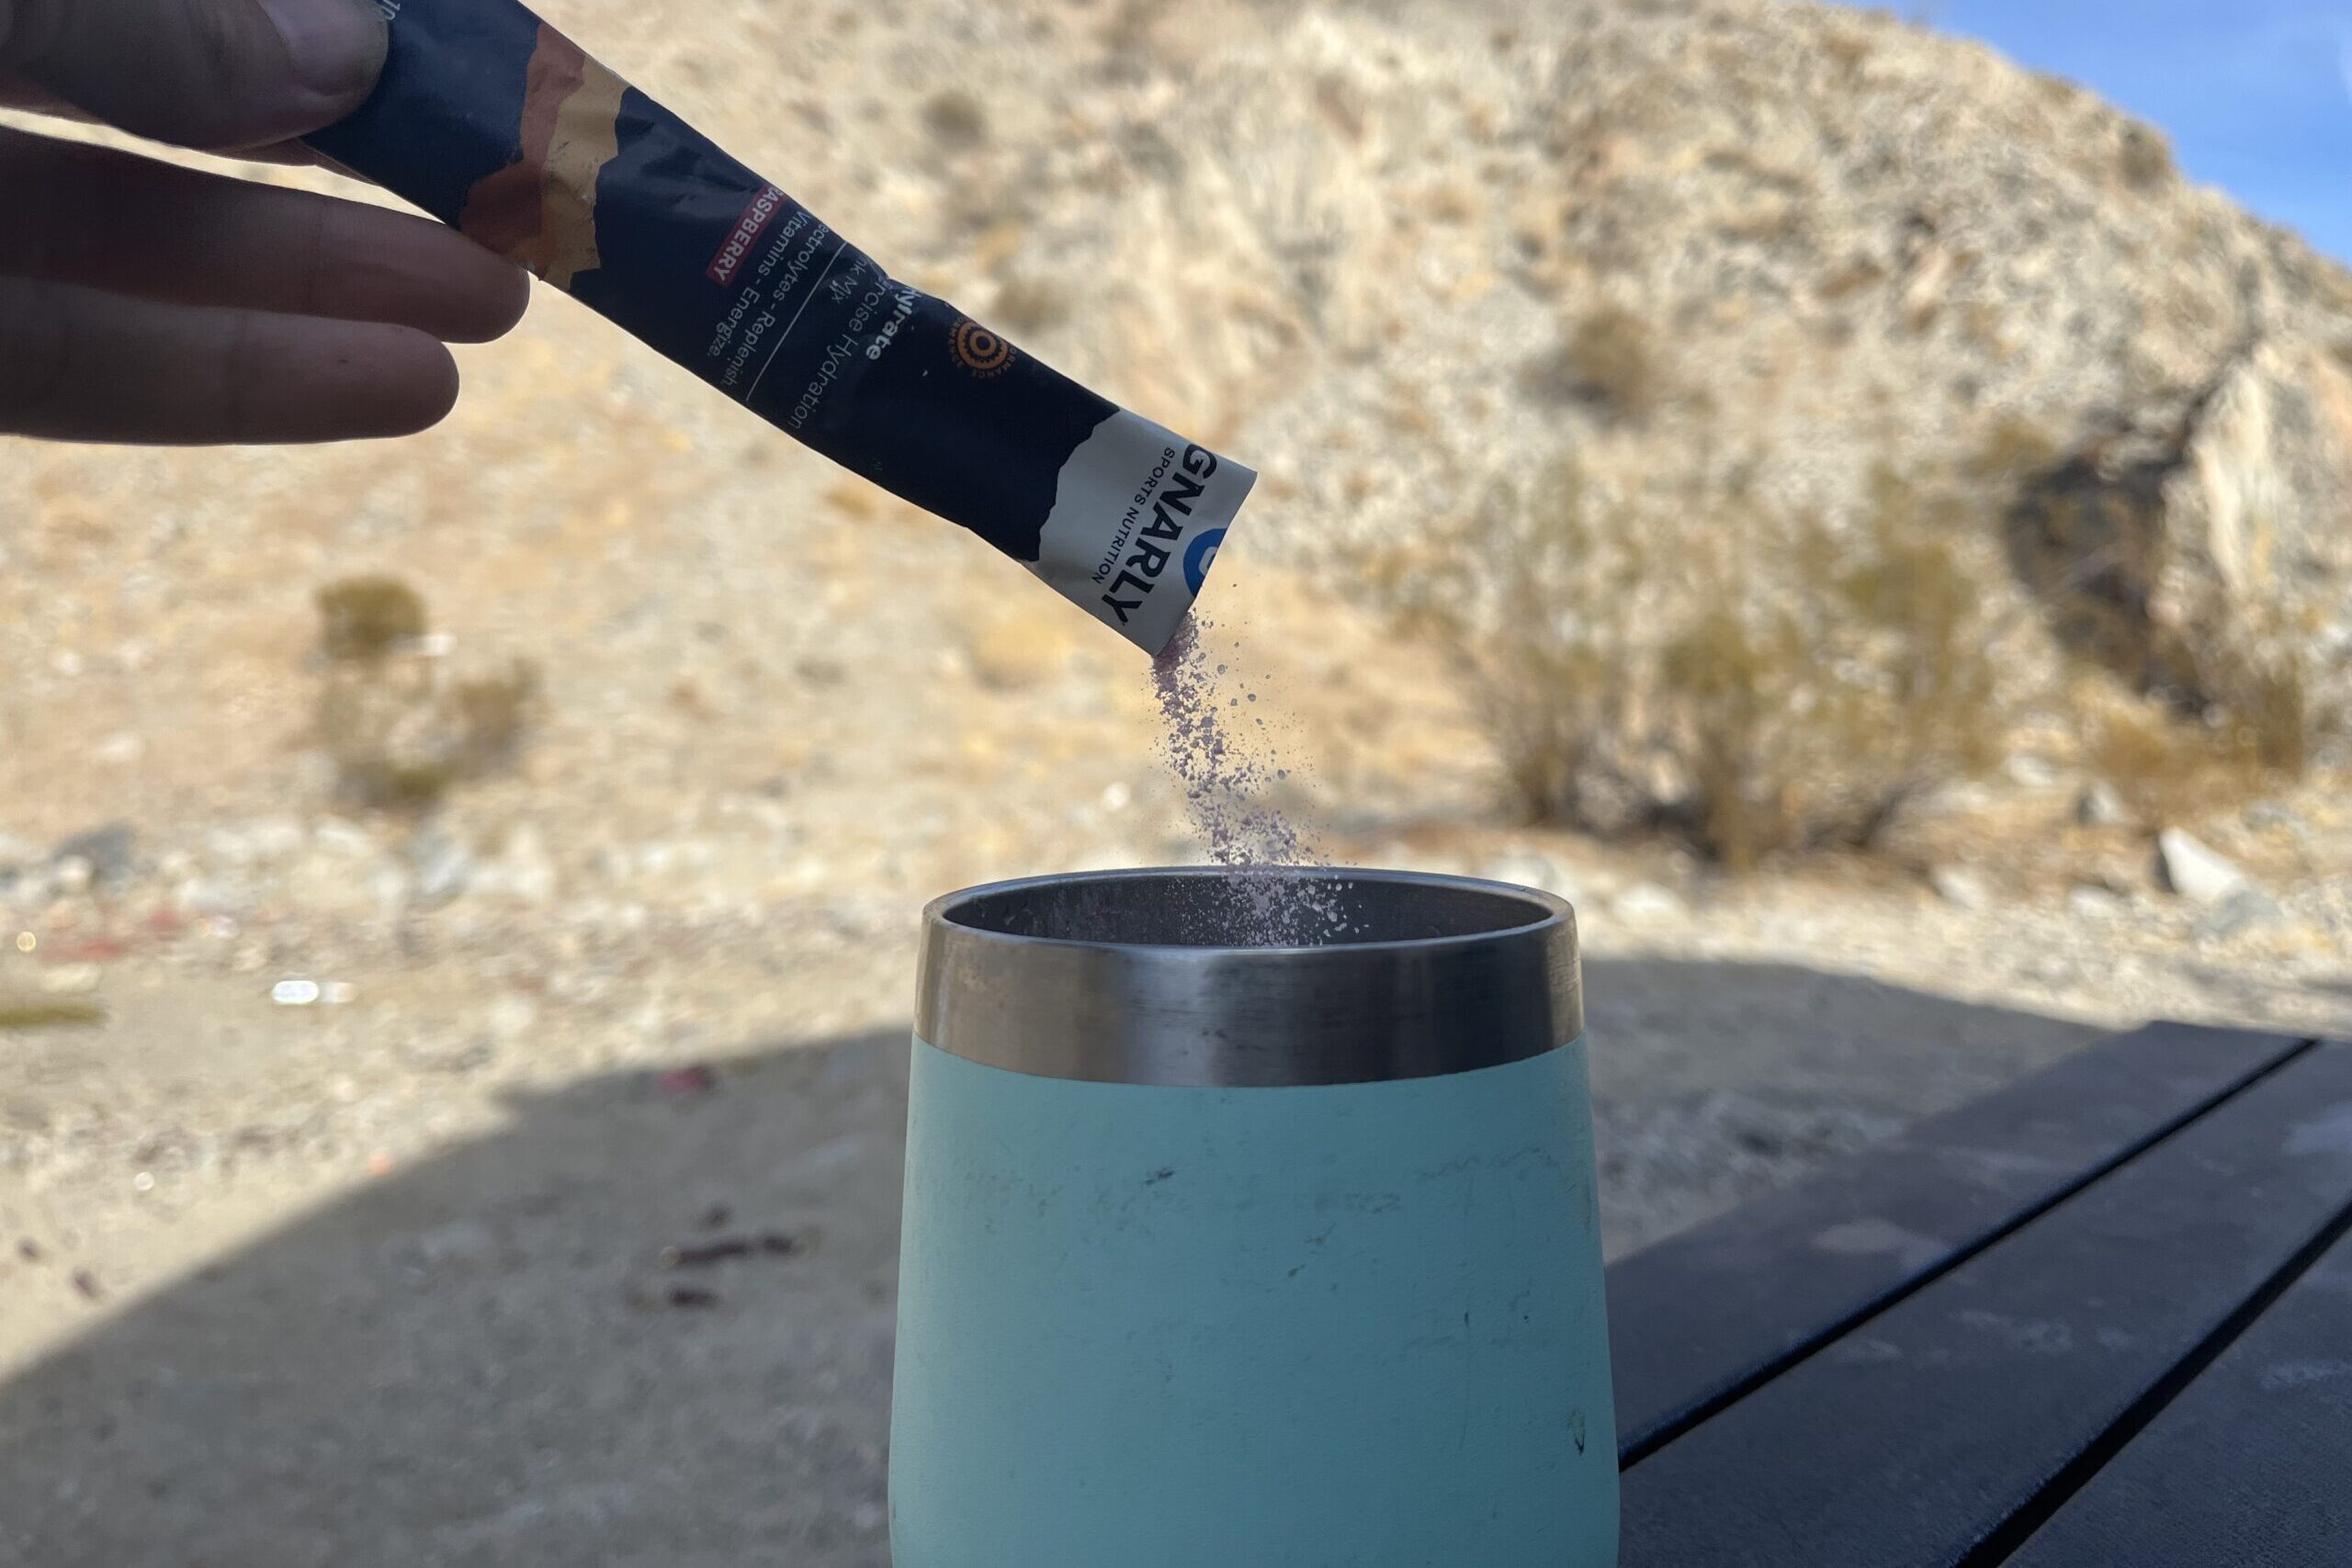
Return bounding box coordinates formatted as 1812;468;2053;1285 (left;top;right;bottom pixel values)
259;0;390;101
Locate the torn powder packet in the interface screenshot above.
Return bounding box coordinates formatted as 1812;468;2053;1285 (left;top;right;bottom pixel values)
309;0;1252;655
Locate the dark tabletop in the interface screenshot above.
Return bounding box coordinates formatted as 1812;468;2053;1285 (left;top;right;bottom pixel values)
1604;1021;2352;1567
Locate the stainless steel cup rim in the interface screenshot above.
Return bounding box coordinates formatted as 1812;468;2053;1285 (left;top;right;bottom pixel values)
916;866;1582;1088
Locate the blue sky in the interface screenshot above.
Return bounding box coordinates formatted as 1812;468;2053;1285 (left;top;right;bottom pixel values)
1910;1;2352;259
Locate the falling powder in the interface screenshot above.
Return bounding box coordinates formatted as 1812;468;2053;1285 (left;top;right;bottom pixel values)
1150;615;1350;946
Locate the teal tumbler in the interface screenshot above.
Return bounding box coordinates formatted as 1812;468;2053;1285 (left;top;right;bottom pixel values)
889;868;1617;1567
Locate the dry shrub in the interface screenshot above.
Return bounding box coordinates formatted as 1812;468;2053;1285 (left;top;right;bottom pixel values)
1373;462;1645;833
316;576;426;662
318;659;540;812
2118;124;2174;191
1312;74;1369;142
0;998;107;1032
2033;72;2086;108
1377;458;2011;869
965;609;1077;692
445;663;537;773
2238;660;2312;773
921;88;989;149
1821;27;1874;76
2086;692;2279;823
1102;0;1160;70
1959;300;2007;354
990;274;1069;336
824;479;881;520
1971;413;2063;485
1525;306;1667;422
1702;146;1809;195
1721;199;1802;245
1424;183;1481;225
1819;254;1888;301
312;577;540;811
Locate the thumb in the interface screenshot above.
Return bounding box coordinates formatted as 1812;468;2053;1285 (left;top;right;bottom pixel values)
0;0;387;152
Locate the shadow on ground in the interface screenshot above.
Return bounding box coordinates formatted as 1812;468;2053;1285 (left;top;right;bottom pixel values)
0;960;2112;1567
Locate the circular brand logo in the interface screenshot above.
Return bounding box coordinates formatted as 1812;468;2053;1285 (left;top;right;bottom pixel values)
1184;527;1227;594
950;319;1015;377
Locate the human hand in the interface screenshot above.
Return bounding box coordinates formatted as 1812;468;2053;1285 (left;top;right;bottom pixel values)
0;0;531;444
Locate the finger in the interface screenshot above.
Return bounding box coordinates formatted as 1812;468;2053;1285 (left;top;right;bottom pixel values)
217;138;330;167
0;73;93;119
0;276;459;444
1;76;326;164
0;129;529;342
0;0;387;152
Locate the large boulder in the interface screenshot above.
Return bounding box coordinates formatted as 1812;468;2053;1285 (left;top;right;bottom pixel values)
2003;338;2352;764
2156;344;2352;756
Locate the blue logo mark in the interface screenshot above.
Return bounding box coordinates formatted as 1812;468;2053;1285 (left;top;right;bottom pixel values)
1184;527;1227;594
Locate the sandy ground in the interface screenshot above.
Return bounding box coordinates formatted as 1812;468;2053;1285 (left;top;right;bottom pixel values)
3;864;2346;1564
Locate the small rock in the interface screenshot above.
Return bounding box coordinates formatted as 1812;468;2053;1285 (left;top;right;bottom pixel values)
1928;865;1992;911
487;995;539;1043
2005;754;2061;789
1481;851;1583;905
2075;782;2131;829
409;1219;496;1268
173;877;243;916
6;872;54;915
40;964;103;995
403;830;473;908
206;819;306;868
269;977;348;1009
1916;780;2000;819
1611;883;1686;923
2198;886;2286;942
1069;842;1155;874
657;1064;718;1100
286;846;390;916
92;733;144;766
1378;848;1476;880
479;824;558;907
2243;802;2305;834
50;857;93;897
367;863;413;921
0;832;40;871
2155;829;2252;905
312;819;376;858
51;824;135;886
964;615;1073;691
1482;850;1556;889
2067;886;2127;919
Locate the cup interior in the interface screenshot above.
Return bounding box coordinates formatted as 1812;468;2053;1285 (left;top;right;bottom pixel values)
939;867;1559;951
